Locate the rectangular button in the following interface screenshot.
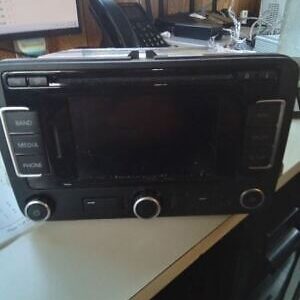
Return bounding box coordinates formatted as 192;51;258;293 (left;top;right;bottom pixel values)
5;111;40;134
245;147;273;167
83;198;122;216
248;102;283;127
245;127;277;148
11;134;44;155
7;77;27;87
16;155;49;175
28;76;48;87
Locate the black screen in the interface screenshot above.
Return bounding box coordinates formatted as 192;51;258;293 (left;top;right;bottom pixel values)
69;87;220;180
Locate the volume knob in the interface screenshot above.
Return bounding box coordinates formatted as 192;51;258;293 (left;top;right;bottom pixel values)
240;189;265;210
133;196;161;219
24;199;51;221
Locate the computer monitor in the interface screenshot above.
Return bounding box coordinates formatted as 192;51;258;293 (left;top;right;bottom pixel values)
0;0;80;39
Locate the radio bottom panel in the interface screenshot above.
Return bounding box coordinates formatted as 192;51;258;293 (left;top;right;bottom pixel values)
20;183;268;221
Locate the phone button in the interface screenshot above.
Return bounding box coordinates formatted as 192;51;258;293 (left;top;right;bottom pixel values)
16;155;49;175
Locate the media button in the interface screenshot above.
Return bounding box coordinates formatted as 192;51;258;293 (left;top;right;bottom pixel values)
16;155;49;175
5;111;40;134
11;134;44;155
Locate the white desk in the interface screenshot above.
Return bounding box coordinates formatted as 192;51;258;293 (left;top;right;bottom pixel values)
0;120;299;300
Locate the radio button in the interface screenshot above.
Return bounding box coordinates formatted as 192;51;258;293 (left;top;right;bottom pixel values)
249;102;282;126
16;155;49;175
246;147;273;168
5;111;40;134
246;128;277;147
11;134;44;155
247;154;271;168
7;76;27;87
28;76;48;87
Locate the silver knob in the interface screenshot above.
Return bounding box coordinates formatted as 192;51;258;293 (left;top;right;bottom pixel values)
133;196;161;219
240;189;265;209
24;199;51;221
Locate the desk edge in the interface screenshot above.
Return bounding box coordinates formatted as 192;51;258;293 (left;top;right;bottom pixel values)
131;214;247;300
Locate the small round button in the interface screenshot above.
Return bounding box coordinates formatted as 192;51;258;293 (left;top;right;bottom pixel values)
133;197;161;219
24;199;51;221
240;189;265;209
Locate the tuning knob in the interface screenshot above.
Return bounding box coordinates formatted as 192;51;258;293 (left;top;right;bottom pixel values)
24;198;51;221
133;196;161;219
240;189;265;209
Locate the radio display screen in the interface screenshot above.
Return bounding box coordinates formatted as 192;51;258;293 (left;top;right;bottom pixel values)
66;86;243;181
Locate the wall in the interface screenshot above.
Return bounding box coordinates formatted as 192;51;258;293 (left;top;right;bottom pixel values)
0;0;260;59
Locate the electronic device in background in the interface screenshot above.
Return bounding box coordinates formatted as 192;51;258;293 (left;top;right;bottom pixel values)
0;50;298;221
89;0;168;48
155;0;232;41
0;0;80;56
254;34;280;53
259;0;287;34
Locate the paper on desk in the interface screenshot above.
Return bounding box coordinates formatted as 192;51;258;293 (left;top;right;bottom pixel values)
0;152;36;248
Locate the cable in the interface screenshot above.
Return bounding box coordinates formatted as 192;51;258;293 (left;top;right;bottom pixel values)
158;0;164;18
189;0;195;13
248;9;283;41
145;0;153;21
211;0;217;12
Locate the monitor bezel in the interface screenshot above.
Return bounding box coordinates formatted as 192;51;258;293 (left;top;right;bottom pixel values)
0;0;81;40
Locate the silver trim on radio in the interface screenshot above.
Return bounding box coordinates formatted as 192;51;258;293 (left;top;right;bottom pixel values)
133;196;161;219
248;99;286;170
0;107;42;178
240;188;265;209
24;200;51;221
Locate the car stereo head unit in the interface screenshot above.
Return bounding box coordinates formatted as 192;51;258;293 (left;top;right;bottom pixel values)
0;49;298;221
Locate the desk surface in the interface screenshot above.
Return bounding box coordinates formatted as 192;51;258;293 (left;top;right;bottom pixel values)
0;120;299;300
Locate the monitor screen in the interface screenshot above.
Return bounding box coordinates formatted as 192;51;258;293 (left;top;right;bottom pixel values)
0;0;80;38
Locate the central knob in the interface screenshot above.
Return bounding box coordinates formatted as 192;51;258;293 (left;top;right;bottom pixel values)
133;196;161;219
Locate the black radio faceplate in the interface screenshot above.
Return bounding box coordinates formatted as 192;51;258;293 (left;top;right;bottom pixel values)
0;53;298;221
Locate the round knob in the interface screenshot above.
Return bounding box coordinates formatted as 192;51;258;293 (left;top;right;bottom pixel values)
240;189;265;210
24;199;51;221
133;197;161;219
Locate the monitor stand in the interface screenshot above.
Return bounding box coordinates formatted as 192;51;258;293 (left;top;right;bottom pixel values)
13;38;47;57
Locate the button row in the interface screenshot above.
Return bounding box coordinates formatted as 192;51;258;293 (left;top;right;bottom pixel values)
4;110;49;176
7;76;48;87
237;70;277;81
244;100;285;169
